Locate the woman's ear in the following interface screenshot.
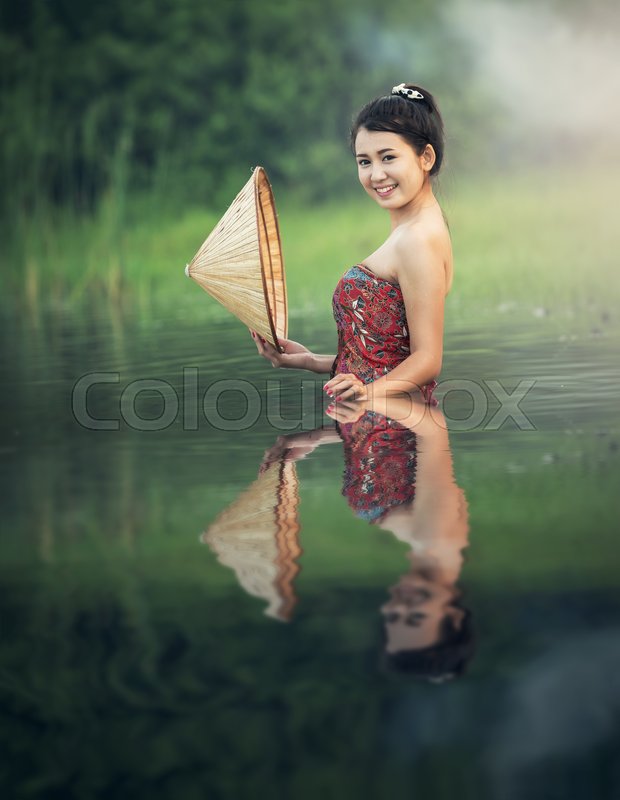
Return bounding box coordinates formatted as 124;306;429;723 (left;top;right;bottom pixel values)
421;144;436;173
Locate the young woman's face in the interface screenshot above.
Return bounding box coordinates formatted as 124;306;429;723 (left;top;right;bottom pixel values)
354;128;433;207
381;575;464;653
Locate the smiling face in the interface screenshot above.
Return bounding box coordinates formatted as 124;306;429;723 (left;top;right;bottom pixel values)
354;128;435;208
381;573;464;653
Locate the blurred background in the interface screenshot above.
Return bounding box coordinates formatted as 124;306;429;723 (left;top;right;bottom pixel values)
2;3;620;798
1;0;619;321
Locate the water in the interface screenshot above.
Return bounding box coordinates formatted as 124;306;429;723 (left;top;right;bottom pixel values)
1;309;619;799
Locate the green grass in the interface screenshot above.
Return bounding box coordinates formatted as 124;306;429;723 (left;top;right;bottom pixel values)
4;162;619;331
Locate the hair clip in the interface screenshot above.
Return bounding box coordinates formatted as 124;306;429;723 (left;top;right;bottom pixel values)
392;83;424;100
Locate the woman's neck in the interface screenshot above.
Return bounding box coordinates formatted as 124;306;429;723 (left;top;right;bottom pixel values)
389;182;438;231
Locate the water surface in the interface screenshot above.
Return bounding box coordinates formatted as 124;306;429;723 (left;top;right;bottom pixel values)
1;310;619;799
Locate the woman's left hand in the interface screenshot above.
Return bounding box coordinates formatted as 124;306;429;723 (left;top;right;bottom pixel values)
323;373;367;403
325;398;366;425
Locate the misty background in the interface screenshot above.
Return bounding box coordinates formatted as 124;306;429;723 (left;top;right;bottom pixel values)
2;6;620;796
0;0;618;317
3;0;619;211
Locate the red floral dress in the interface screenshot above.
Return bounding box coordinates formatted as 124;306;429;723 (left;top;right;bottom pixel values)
330;264;437;402
338;410;418;524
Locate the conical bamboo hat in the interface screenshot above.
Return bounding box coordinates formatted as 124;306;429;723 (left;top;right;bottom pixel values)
201;459;302;622
185;166;288;352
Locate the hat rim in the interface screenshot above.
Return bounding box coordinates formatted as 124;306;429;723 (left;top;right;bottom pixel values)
253;166;288;353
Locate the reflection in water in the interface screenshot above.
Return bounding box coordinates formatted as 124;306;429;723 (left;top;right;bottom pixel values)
337;403;472;681
202;398;473;681
2;312;620;796
202;460;302;621
488;626;620;798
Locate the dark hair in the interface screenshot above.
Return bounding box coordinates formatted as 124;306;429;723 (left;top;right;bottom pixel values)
381;606;475;681
350;83;445;177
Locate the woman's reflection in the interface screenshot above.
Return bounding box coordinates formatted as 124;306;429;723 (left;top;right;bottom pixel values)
329;396;472;680
202;395;473;680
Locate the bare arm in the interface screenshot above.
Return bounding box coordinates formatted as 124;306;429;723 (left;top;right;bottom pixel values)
306;352;338;374
250;331;335;374
371;232;445;397
259;426;342;473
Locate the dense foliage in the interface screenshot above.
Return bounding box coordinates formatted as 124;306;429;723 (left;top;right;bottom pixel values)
0;0;480;217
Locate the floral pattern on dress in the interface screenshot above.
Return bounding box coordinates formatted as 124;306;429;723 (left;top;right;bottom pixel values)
337;410;418;524
330;265;437;401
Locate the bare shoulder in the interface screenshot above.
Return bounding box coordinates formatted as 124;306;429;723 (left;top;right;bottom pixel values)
394;219;453;292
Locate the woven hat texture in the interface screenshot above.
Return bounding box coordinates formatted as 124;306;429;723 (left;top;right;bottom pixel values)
202;460;302;621
185;166;288;351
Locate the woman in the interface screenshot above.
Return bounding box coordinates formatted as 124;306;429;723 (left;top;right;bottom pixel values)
254;394;473;679
329;395;471;679
251;82;452;405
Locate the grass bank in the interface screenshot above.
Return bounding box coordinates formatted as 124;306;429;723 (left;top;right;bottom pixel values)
3;163;619;333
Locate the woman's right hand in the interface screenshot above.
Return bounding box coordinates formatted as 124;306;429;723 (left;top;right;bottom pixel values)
259;428;340;474
249;329;312;370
